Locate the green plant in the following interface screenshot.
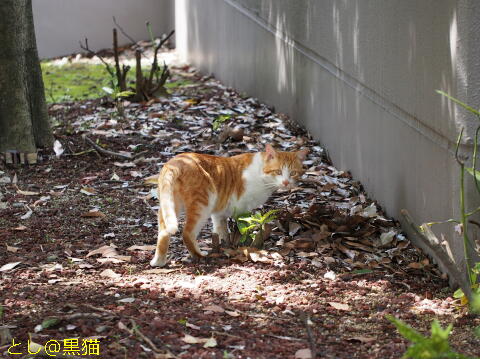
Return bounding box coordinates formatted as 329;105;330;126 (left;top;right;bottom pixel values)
234;209;278;247
387;315;479;359
102;86;134;118
423;91;480;313
213;114;232;131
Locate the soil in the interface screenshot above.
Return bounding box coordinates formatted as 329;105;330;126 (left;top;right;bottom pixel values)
1;49;479;359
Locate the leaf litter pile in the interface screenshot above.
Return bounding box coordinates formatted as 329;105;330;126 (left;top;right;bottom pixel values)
1;49;479;359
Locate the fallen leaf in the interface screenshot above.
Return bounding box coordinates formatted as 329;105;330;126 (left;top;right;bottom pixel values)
53;140;64;157
295;348;312;359
225;310;240;317
288;222;302;236
246;248;272;263
408;262;423;269
129;171;143;178
100;269;121;279
0;262;21;272
16;189;39;196
182;334;203;344
347;336;376;343
81;210;106;218
80;187;96;196
203;304;225;313
328;302;350;311
380;230;396;246
97;256;131;264
203;337;217;348
6;245;19;253
144;268;179;274
114;161;136;168
360;203;377;217
20;207;33;220
14;225;27;231
118;297;135;303
86;245;118;258
323;271;336;280
186;322;201;330
127;245;156;251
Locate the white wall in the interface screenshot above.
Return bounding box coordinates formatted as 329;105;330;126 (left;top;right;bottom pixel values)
176;0;480;280
33;0;174;59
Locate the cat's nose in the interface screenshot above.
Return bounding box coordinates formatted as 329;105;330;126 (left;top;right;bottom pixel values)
282;179;290;186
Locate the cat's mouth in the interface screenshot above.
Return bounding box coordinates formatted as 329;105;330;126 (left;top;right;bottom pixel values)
279;183;295;191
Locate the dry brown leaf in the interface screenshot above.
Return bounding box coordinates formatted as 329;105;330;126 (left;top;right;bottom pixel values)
80;187;96;196
86;245;118;258
288;222;302;236
127;245;156;251
295;348;312;359
100;269;121;279
114;161;136;168
328;302;350;311
246;248;272;263
81;210;106;218
182;334;204;344
225;310;240;317
347;335;376;343
408;262;423;269
203;304;225;313
323;256;336;264
6;245;19;253
16;189;40;196
144;268;179;274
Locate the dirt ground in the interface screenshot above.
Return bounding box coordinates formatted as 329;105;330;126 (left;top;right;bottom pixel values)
1;49;479;359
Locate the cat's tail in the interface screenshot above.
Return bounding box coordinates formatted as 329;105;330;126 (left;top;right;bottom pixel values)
158;169;179;234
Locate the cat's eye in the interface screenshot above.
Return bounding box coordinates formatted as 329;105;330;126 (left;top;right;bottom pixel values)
290;170;298;176
274;170;282;175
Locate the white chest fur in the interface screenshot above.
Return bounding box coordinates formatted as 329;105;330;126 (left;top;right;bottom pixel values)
226;153;275;215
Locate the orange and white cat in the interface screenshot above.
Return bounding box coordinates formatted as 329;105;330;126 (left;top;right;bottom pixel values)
150;144;308;267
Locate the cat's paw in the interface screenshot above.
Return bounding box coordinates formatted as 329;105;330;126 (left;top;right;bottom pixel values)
198;250;208;257
150;255;167;267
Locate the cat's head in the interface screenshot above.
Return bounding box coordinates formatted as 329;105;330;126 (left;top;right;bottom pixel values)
262;144;308;190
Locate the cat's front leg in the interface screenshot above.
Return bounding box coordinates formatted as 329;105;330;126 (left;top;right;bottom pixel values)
211;214;228;247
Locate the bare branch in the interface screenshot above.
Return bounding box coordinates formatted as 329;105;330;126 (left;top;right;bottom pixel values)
79;38;115;79
83;135;132;160
112;16;137;44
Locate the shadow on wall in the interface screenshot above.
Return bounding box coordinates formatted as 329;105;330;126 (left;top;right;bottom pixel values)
177;0;461;215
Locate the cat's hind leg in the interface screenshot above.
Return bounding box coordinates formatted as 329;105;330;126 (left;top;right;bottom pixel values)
211;214;228;245
183;203;210;259
150;210;171;267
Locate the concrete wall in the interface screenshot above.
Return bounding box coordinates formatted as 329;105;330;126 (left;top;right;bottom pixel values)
33;0;174;59
176;0;480;279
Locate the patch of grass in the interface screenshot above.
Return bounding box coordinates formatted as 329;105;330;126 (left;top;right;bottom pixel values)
164;79;195;89
41;62;112;103
41;61;194;103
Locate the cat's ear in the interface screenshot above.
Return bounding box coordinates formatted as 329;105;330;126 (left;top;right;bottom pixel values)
296;148;309;161
265;144;276;161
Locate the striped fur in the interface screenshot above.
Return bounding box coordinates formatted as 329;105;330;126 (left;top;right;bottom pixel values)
150;144;308;267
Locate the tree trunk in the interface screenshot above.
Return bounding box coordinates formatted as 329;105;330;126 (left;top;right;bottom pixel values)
0;0;52;154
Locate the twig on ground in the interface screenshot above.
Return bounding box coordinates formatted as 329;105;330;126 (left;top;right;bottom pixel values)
82;135;132;160
70;149;96;156
129;319;161;353
63;312;104;320
300;312;317;358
